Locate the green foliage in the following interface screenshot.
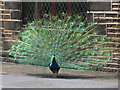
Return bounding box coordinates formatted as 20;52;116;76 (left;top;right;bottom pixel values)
9;14;113;69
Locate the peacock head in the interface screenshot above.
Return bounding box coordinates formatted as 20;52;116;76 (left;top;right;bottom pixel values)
50;55;58;63
51;55;56;61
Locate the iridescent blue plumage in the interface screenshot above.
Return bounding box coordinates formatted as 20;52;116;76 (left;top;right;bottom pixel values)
49;55;60;74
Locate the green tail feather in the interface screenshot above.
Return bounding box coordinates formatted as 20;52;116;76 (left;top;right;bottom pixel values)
9;14;113;69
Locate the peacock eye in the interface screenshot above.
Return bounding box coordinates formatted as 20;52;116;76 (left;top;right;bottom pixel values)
106;53;110;56
52;17;55;19
57;27;60;30
38;21;41;24
86;36;90;38
58;20;62;23
93;47;97;50
81;29;85;32
51;25;55;27
101;37;105;41
93;39;98;42
26;32;29;34
91;52;95;55
64;24;67;27
47;22;50;25
23;38;27;40
50;50;53;52
31;23;34;26
68;41;72;43
37;40;40;42
92;32;97;35
79;40;84;43
62;32;65;34
71;34;74;37
60;38;63;40
46;30;49;32
99;51;103;55
80;52;83;55
79;23;83;26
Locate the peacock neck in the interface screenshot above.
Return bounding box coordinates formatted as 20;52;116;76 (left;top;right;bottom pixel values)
51;55;57;64
49;55;59;69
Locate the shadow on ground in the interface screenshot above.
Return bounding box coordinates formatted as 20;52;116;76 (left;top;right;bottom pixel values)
2;63;118;81
27;73;104;79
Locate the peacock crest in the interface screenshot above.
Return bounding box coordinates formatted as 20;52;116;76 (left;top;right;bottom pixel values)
9;13;113;71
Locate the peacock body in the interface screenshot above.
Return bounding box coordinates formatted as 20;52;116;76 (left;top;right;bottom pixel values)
49;55;60;74
9;14;113;74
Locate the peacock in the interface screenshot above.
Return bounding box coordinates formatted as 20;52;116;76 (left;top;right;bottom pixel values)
8;13;113;76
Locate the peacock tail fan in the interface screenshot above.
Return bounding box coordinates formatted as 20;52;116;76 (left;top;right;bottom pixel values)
8;14;113;70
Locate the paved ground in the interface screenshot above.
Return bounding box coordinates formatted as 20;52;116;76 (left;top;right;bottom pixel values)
1;62;118;88
1;75;118;88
